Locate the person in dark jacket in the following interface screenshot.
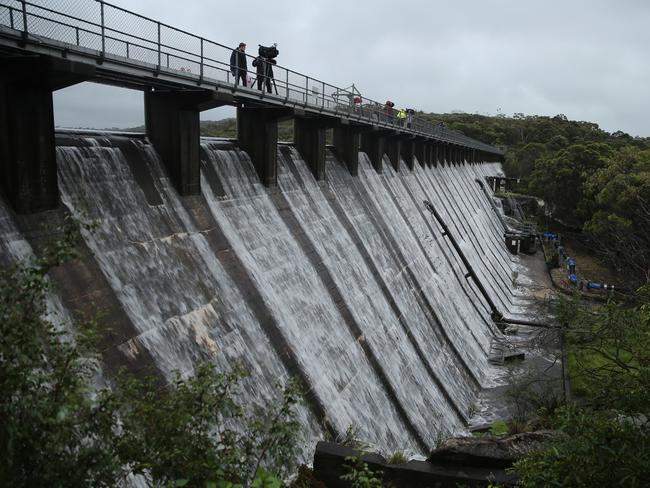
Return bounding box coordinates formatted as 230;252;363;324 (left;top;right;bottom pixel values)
253;56;276;93
229;42;247;86
383;101;395;124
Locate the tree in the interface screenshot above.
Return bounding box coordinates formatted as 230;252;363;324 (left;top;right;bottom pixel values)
504;142;547;180
529;143;612;226
583;147;650;284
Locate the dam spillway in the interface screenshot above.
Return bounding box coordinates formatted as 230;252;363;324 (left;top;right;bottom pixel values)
0;132;538;456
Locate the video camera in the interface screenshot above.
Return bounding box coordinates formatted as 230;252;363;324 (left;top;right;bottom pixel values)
258;43;279;59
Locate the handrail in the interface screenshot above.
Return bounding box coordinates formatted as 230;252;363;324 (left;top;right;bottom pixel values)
0;0;502;154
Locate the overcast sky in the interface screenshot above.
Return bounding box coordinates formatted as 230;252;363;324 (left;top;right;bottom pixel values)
53;0;650;137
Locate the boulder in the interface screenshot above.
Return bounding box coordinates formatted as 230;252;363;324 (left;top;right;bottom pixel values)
427;431;557;469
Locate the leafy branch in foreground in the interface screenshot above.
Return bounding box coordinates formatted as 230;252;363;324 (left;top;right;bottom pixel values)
1;215;121;487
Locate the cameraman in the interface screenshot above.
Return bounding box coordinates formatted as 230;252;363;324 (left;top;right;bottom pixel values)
229;42;247;86
253;56;276;93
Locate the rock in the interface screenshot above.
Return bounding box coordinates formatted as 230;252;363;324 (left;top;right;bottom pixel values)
427;431;557;469
313;441;519;487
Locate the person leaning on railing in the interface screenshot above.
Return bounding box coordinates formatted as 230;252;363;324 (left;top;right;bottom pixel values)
230;42;248;86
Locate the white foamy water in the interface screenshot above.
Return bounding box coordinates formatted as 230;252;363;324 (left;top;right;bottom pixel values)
0;133;544;458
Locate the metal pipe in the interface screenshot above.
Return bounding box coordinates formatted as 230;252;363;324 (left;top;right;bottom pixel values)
423;200;502;317
423;200;558;329
499;316;559;329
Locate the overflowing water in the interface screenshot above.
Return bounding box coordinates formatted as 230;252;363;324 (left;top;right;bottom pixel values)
0;132;542;456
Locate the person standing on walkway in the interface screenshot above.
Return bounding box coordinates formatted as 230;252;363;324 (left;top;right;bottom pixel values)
384;101;395;124
406;108;414;128
396;108;407;127
230;42;247;86
253;55;276;93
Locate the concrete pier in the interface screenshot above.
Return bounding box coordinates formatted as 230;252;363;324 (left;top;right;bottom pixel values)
361;130;388;173
294;117;328;181
386;136;402;171
332;124;361;176
401;137;415;170
145;89;231;195
237;106;292;186
0;56;93;214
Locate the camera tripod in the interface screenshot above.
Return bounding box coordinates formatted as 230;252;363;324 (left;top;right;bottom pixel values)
249;75;278;95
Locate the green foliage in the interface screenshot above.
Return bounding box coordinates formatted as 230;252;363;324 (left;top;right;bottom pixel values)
529;143;612;226
558;293;650;413
489;420;509;436
513;407;650;488
0;215;122;487
466;402;479;418
201;119;238;138
1;218;303;487
288;465;318;488
199;118;294;142
582;147;650;282
386;450;409;465
340;456;383;488
338;424;369;451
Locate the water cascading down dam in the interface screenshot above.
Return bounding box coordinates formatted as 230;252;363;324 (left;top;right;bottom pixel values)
0;130;539;455
0;0;546;459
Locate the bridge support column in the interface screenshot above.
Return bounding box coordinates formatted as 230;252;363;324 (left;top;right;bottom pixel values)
332;124;361;176
414;140;426;168
401;138;415;170
294;117;327;181
386;136;401;171
0;56;93;214
145;89;230;195
237;106;292;186
360;131;387;173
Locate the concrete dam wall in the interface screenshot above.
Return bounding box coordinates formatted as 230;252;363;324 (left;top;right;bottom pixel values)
0;133;535;456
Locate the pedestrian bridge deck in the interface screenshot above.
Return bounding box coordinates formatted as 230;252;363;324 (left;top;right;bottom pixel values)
0;0;500;154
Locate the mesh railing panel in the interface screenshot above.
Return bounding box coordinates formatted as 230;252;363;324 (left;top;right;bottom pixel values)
0;1;23;30
103;3;157;63
29;0;99;26
25;1;100;45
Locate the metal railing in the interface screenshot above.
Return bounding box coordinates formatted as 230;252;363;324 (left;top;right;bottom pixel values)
0;0;501;154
